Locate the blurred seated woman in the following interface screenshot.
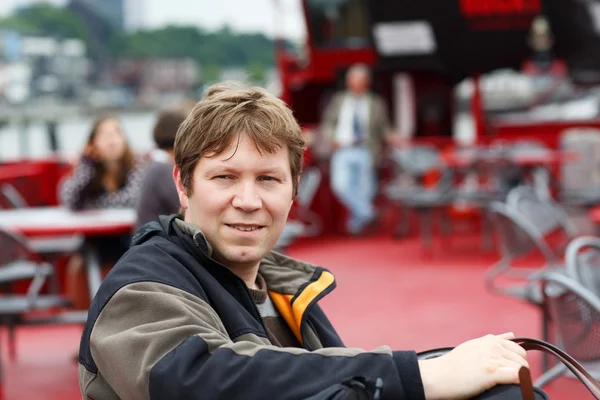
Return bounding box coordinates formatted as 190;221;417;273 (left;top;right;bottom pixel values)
60;114;146;309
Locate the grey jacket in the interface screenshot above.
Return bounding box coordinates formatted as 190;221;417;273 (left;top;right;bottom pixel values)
320;91;392;165
135;160;179;231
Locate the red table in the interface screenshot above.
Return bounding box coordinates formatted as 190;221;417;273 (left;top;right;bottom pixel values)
0;206;136;237
442;148;578;168
0;206;137;298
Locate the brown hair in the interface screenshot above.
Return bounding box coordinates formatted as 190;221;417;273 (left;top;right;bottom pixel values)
153;109;187;150
174;82;306;197
85;114;135;196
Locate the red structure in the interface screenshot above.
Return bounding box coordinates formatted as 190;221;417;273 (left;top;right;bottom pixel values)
275;0;600;233
5;0;600;228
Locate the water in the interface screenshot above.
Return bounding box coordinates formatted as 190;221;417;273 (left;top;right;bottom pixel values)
0;111;158;161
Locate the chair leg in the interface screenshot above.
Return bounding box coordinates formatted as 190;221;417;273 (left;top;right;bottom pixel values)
481;211;494;252
534;363;566;389
419;208;433;253
439;209;451;236
394;206;411;238
0;331;4;400
7;318;16;362
438;208;453;249
49;263;61;295
541;306;551;372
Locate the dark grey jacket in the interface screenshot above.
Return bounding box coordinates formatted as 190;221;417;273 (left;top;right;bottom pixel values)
78;215;425;400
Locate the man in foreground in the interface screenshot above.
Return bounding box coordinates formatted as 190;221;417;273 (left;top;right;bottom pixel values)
79;83;529;399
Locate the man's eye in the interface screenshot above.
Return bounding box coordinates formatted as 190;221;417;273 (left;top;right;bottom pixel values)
214;175;232;180
260;176;278;182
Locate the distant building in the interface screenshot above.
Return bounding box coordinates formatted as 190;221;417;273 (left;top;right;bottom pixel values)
22;36;89;101
0;33;89;104
111;58;199;104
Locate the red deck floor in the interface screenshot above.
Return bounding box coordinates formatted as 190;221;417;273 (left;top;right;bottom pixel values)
3;232;595;399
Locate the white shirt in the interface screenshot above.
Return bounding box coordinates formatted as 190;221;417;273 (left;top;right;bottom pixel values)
335;94;370;146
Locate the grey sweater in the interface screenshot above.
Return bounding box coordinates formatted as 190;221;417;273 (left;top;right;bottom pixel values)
135;160;179;232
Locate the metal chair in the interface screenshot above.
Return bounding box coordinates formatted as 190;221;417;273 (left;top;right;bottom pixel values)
453;146;520;203
486;200;569;357
275;167;323;251
389;145;441;177
559;128;600;206
565;236;600;295
507;185;579;241
486;201;562;301
507;140;553;200
536;272;600;388
384;146;455;248
0;228;71;360
0;183;28;209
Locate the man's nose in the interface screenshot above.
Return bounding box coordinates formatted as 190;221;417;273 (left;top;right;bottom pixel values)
232;182;262;211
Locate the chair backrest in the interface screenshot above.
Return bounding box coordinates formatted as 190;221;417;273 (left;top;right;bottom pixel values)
390;146;440;177
488;201;558;264
0;228;37;268
296;167;321;211
565;236;600;295
0;183;28;209
541;272;600;362
510;139;549;152
293;167;323;237
507;185;578;238
560;128;600;192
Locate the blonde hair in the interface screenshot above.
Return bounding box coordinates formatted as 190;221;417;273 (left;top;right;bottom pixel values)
174;82;306;197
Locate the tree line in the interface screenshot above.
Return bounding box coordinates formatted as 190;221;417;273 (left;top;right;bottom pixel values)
0;3;279;73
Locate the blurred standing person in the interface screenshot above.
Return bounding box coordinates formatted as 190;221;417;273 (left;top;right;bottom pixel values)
60;114;145;309
135;110;187;231
320;64;393;235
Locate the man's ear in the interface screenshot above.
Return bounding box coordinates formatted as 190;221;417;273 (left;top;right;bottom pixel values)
173;165;189;209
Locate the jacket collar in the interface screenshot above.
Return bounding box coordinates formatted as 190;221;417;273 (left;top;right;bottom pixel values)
136;215;336;347
172;217;329;296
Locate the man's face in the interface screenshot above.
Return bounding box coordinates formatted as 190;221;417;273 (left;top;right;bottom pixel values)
347;70;369;95
174;133;294;270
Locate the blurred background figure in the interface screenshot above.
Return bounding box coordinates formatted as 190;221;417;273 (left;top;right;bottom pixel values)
523;15;566;78
135;109;187;231
59;114;145;309
320;64;392;235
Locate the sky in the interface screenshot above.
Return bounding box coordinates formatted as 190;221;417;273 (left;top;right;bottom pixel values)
0;0;307;40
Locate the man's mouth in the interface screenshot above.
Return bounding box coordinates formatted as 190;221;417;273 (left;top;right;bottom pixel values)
226;224;264;232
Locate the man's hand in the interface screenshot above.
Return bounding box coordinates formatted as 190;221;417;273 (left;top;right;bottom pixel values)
418;333;528;400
